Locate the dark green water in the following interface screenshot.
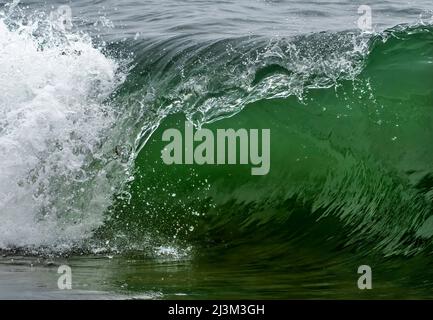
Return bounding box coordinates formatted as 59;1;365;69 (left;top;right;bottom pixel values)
0;1;433;299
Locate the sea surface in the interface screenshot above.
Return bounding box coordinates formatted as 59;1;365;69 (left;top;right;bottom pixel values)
0;0;432;299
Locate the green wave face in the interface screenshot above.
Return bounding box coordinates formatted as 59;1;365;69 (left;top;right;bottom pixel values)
99;25;433;266
87;25;433;298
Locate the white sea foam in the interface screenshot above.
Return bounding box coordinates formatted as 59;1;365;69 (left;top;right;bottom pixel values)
0;13;123;250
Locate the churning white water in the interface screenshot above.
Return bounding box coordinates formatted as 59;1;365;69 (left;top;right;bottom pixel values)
0;12;123;250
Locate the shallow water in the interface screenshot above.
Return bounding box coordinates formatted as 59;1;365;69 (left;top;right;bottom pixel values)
0;0;433;299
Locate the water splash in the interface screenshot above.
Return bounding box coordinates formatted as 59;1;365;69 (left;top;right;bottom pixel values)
0;9;125;250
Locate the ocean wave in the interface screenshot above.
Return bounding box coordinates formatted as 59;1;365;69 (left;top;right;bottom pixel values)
1;4;432;258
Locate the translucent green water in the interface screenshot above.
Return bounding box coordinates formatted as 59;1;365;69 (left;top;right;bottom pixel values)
90;25;433;299
1;1;433;299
